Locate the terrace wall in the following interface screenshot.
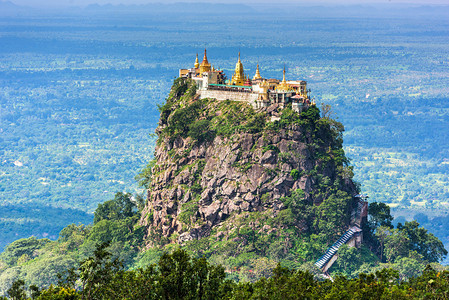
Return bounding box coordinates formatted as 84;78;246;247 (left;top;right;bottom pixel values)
199;89;258;105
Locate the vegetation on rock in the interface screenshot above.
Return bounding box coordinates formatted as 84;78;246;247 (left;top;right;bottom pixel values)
135;77;446;281
140;78;358;251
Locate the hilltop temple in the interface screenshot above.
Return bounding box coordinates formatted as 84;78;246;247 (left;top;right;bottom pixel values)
179;49;312;112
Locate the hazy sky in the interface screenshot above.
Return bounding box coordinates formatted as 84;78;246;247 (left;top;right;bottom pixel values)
7;0;449;8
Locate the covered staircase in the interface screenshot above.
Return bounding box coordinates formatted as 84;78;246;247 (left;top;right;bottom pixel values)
314;195;368;273
314;226;361;271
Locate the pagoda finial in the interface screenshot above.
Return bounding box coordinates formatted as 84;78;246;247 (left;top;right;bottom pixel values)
282;64;286;83
199;48;211;73
253;63;262;80
194;53;199;68
203;48;208;63
231;51;245;86
276;64;290;92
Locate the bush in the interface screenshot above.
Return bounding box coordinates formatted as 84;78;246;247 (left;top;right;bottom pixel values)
188;119;215;142
262;144;280;153
291;169;300;180
179;200;199;225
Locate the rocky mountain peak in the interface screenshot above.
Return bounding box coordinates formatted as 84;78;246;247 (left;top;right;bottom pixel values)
139;78;358;247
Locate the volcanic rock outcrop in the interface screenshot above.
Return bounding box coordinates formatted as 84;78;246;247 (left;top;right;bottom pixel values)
140;78;358;245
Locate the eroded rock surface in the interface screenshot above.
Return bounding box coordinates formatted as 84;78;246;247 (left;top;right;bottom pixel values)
141;115;356;244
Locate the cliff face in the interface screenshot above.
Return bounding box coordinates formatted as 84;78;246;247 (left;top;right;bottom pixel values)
140;78;358;246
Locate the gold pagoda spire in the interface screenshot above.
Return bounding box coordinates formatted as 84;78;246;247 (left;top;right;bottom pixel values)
202;49;209;64
194;53;199;69
199;48;211;73
231;52;245;86
276;64;291;91
282;65;286;83
253;63;262;80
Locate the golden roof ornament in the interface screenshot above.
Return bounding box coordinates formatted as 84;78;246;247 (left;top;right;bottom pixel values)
194;53;199;69
202;49;209;64
236;52;244;74
231;52;245;85
199;48;211;73
253;63;262;80
282;65;286;83
276;65;291;91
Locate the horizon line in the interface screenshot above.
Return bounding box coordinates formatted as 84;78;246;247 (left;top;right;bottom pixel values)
4;0;449;9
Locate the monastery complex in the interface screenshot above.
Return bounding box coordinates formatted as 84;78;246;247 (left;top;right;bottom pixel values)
179;49;312;112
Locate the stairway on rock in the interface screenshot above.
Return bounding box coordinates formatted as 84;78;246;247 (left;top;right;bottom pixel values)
314;228;356;270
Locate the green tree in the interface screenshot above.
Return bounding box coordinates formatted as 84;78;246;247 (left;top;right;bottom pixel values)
22;255;77;289
6;279;26;300
79;242;122;300
238;264;319;299
368;202;394;229
103;267;159;300
157;248;227;300
36;286;79;300
363;202;394;257
384;229;410;263
335;244;362;276
58;224;90;251
0;267;21;296
313;190;352;242
397;221;447;262
93;192;136;224
407;265;449;298
393;254;426;280
29;285;41;300
374;226;391;262
0;237;50;266
188;119;214;142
